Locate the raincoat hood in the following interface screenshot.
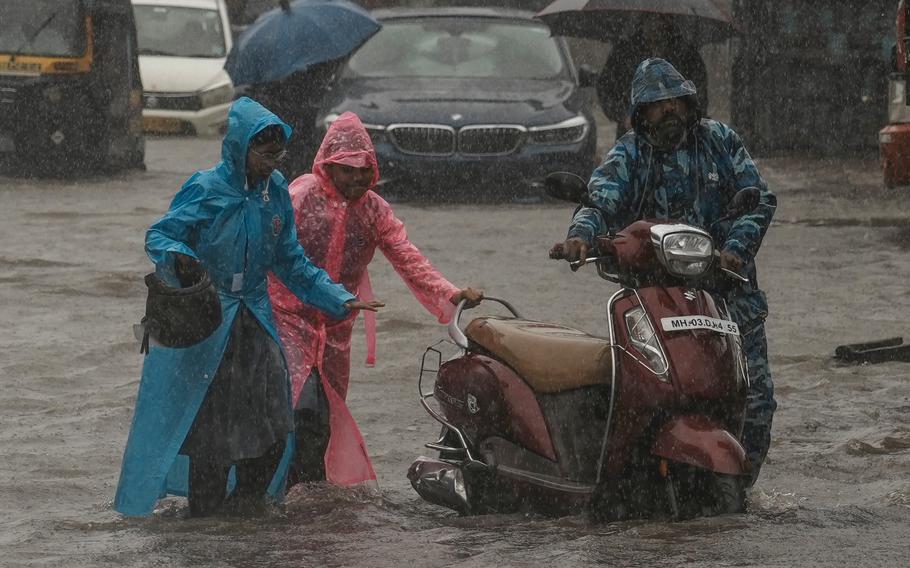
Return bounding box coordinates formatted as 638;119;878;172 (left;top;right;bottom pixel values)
219;96;293;190
629;58;700;140
312;111;380;197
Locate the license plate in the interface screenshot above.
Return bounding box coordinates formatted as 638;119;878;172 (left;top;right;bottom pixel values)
143;116;186;134
661;316;739;336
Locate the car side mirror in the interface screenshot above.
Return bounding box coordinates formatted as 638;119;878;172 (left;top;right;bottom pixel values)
727;187;761;218
577;63;598;89
545;171;589;204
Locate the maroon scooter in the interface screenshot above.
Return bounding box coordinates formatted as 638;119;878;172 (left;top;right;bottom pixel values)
408;173;756;521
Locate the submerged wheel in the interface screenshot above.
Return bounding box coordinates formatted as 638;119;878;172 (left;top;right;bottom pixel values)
708;474;747;515
668;469;746;520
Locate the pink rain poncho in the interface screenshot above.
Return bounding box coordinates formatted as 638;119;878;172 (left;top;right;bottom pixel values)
268;112;460;486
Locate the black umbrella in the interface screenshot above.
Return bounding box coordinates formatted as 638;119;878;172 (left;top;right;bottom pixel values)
536;0;737;45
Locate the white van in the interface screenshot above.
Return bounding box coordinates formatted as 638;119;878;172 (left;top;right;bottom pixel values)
132;0;234;136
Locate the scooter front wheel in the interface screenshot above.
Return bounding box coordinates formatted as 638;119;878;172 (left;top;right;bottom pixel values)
666;469;746;520
709;473;747;515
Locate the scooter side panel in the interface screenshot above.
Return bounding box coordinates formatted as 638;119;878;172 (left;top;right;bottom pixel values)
650;415;749;476
538;386;612;482
437;354;557;461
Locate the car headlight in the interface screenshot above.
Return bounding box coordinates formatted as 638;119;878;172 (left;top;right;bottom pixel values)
527;115;589;145
624;306;669;379
650;224;714;277
321;113;340;129
321;113;387;143
198;82;234;109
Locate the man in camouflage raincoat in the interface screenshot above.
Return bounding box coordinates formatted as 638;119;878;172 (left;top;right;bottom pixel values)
563;58;777;486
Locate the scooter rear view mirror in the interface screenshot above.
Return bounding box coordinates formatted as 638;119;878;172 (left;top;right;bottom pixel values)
544;171;589;204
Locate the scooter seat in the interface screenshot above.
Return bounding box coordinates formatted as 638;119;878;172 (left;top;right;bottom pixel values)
464;316;613;394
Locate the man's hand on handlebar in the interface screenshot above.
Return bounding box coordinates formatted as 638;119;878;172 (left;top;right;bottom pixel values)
562;237;589;271
719;250;745;273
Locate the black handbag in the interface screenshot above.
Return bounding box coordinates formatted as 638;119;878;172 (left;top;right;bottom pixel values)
139;269;222;354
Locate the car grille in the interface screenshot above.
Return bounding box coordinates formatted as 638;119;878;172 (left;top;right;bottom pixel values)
143;92;201;112
458;126;525;155
387;124;527;156
387;125;455;156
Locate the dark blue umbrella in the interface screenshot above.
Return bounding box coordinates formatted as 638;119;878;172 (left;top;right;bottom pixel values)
537;0;737;45
224;0;381;86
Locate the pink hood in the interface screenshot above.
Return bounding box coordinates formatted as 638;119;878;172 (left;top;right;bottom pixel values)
313;111;381;197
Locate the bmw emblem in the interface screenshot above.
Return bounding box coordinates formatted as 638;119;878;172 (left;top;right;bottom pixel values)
451;113;463;122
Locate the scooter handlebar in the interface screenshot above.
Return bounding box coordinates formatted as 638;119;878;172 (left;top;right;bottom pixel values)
719;266;750;283
712;250;750;283
550;239;614;266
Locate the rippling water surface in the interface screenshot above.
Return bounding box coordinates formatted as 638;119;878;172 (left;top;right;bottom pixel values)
1;141;909;566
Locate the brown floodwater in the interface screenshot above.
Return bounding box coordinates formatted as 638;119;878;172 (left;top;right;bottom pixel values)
1;139;909;567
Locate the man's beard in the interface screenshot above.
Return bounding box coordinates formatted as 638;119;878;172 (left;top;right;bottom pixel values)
648;114;688;150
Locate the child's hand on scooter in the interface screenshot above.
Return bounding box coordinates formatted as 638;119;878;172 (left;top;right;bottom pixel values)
450;287;484;308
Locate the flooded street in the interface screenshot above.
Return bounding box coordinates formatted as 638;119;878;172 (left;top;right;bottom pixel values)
2;135;910;567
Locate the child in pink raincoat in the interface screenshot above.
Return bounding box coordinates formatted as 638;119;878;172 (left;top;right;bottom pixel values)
267;111;483;487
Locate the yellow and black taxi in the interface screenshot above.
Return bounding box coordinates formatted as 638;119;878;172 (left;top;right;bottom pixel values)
0;0;145;173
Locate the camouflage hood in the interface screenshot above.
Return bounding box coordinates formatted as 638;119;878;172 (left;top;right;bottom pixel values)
629;58;699;134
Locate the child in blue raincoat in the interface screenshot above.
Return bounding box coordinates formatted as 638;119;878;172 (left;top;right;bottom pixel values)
114;97;382;517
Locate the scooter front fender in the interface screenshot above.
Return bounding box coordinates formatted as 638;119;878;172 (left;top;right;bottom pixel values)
650;415;749;476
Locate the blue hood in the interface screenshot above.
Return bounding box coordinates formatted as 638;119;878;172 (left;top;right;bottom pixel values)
218;97;293;190
629;58;698;115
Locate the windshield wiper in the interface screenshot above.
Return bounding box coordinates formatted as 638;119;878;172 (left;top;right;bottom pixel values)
11;11;60;59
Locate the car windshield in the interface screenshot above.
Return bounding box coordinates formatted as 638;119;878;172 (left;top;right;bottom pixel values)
0;0;85;57
134;5;226;58
345;18;568;80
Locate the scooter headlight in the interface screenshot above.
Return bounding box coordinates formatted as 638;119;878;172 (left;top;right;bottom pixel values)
650;225;714;277
624;306;670;380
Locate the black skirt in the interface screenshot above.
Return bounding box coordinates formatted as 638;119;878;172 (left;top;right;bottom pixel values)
180;305;292;465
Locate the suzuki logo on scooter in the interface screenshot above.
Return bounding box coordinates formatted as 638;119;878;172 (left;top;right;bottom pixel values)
684;290;697;301
466;394;479;414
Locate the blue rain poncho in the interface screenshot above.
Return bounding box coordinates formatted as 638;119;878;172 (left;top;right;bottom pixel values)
114;97;355;516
